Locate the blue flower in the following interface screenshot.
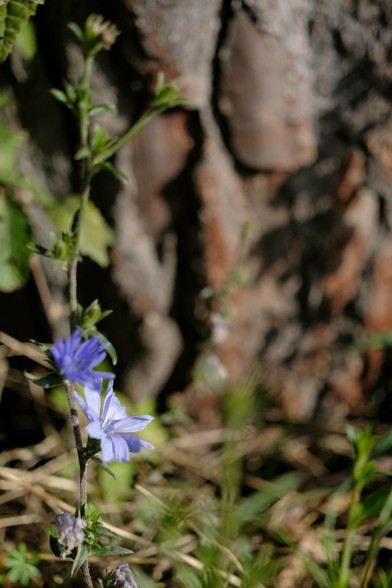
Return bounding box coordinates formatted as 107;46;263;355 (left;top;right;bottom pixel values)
51;329;115;391
75;380;154;463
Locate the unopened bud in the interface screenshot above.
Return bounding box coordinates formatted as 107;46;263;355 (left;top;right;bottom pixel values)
54;512;86;558
86;14;119;51
106;564;138;588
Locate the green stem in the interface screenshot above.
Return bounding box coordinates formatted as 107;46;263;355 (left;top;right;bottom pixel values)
65;381;89;510
337;483;362;588
66;50;95;588
78;54;93;152
92;104;167;166
65;381;94;588
359;484;392;588
68;51;94;332
68;181;91;331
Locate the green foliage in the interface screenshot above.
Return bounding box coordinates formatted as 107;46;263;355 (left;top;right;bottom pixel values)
0;0;44;64
49;504;132;578
377;569;392;588
14;19;36;61
78;299;112;334
0;116;26;185
3;542;41;586
47;196;114;268
0;191;32;291
29;230;80;269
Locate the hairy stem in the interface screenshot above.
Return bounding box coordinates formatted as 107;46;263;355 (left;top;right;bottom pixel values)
65;51;96;588
65;381;88;509
68;181;91;331
65;381;94;588
81;563;95;588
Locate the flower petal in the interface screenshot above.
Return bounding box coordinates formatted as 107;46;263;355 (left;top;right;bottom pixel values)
112;415;154;434
86;420;105;440
74;391;98;422
122;435;155;453
101;382;127;424
51;330;114;388
83;383;102;416
101;434;130;463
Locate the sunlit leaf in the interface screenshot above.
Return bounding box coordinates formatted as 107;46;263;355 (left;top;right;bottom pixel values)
0;119;26;185
89;545;133;557
0;193;31;291
70;543;89;577
48;196;114;268
0;0;45;64
14;19;36;61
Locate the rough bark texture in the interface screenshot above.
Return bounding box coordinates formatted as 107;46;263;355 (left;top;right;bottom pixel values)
2;0;392;429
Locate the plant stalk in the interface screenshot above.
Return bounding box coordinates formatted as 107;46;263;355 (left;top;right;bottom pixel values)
66;51;95;588
336;483;362;588
359;484;392;588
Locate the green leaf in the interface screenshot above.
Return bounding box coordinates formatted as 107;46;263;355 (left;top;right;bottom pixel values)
28;338;52;354
233;473;302;525
98;332;118;366
49;534;62;558
91;454;116;478
0;193;32;292
78;300;112;331
67;22;83;42
47;196;114;268
14;19;36;61
0;0;45;64
71;542;89;577
89;103;116;117
24;371;64;388
96;161;128;183
50;88;69;105
89;545;133;557
74;145;91;161
0;119;26;185
94;523;121;540
84;503;101;524
372;426;392;458
91;123;109;152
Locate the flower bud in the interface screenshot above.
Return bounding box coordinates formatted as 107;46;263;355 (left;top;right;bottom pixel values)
54;512;86;558
106;564;138;588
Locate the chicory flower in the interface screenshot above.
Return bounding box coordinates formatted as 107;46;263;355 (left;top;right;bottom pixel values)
75;380;154;463
51;329;115;391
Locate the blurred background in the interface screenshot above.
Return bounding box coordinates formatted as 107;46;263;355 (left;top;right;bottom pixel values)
1;1;392;585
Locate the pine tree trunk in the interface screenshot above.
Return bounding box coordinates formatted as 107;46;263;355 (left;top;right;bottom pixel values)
3;0;392;425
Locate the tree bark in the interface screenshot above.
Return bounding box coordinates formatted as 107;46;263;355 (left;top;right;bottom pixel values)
2;0;392;425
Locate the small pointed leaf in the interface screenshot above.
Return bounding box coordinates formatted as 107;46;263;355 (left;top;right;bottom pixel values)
89;103;116;117
91;455;116;478
25;371;64;388
50;89;69;105
90;545;133;557
96;161;128;183
71;543;89;577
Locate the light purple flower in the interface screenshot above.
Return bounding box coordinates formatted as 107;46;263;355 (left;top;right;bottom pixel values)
54;512;86;558
51;329;115;391
75;380;154;463
107;563;138;588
